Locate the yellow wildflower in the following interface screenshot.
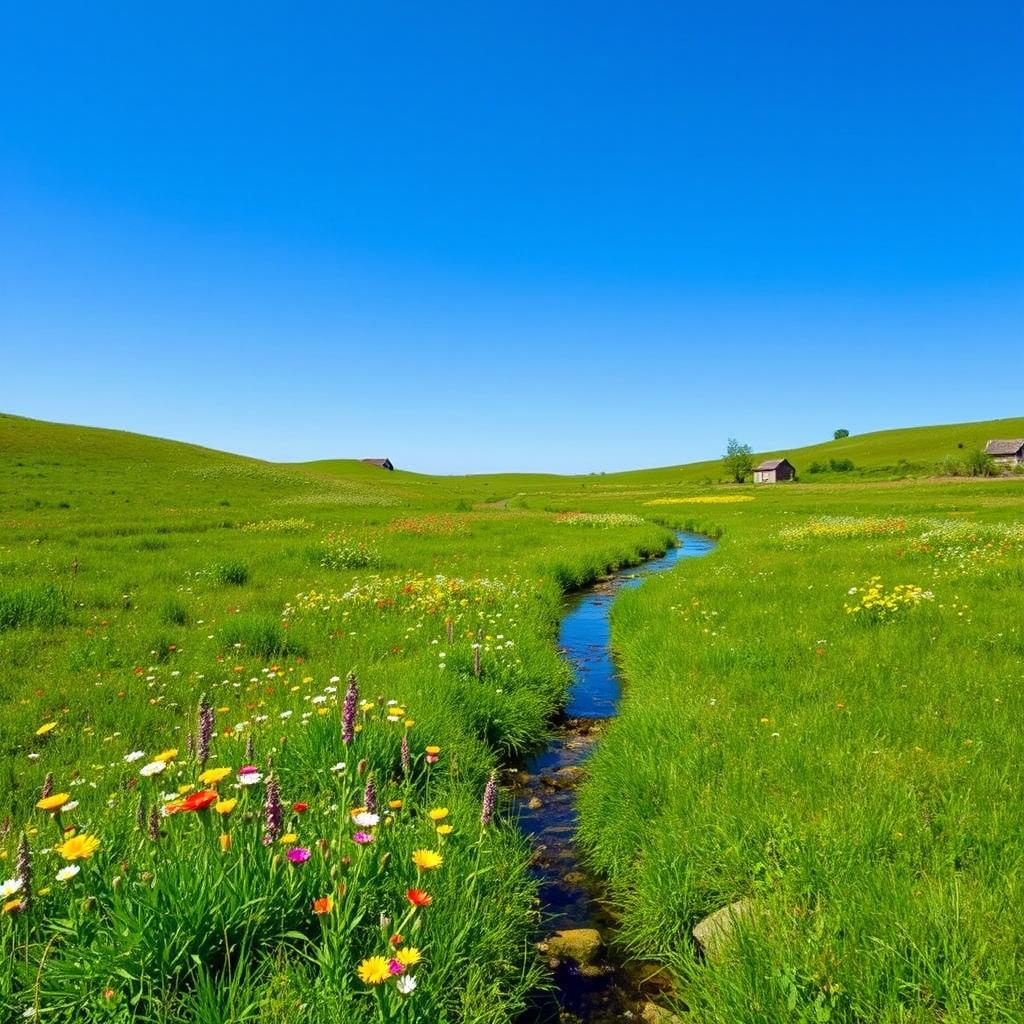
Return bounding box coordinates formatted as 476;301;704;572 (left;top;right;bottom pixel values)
36;793;72;812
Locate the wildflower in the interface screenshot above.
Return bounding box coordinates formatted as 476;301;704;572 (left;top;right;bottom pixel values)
36;793;72;812
435;824;453;836
428;808;449;821
197;694;214;768
16;835;32;911
411;849;442;870
175;790;219;813
148;807;161;841
198;767;232;785
263;777;283;844
357;956;391;985
352;811;379;827
123;751;145;763
396;975;417;995
388;958;405;975
40;773;54;799
396;946;421;967
57;833;100;861
60;800;78;813
312;896;333;914
364;775;377;814
0;878;22;898
331;762;346;773
153;748;178;762
401;734;411;775
292;801;309;813
287;847;311;864
35;722;57;737
352;832;375;845
238;770;263;786
342;675;358;745
139;760;166;777
280;832;298;844
481;770;497;826
406;888;432;907
55;865;80;882
219;833;232;852
214;797;237;815
388;800;403;810
3;898;21;914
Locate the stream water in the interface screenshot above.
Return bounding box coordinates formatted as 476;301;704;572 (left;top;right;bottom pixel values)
513;532;716;1022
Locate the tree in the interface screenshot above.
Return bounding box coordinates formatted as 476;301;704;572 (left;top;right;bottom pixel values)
723;438;754;483
833;428;850;439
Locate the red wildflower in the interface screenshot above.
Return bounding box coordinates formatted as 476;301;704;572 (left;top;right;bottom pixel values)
292;802;309;814
178;789;219;812
406;888;432;908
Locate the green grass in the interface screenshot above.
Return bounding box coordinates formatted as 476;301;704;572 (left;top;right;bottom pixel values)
0;410;1022;1022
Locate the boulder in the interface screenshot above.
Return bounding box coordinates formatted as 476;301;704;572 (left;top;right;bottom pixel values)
543;927;602;966
692;899;752;961
641;1000;682;1024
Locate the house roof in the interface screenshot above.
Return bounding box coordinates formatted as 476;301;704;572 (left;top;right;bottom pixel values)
983;439;1024;456
754;458;791;471
361;458;393;467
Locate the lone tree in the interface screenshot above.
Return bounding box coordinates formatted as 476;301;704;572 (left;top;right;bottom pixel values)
723;438;754;483
834;428;850;440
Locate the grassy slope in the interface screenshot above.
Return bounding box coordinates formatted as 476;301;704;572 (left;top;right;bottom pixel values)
2;411;1024;1022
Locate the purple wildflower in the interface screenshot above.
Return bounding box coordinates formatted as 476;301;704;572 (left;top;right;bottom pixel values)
40;772;54;800
287;847;311;864
17;834;32;912
351;831;375;845
481;769;498;827
263;777;283;845
389;958;405;975
401;733;411;776
197;694;214;768
342;674;358;744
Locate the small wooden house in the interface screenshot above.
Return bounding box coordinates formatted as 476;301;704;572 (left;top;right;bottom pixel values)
361;458;394;471
753;458;795;483
983;439;1024;466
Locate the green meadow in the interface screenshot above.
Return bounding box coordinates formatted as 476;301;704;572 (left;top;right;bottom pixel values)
1;410;1023;1022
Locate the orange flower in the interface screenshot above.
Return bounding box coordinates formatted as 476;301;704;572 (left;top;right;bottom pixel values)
178;789;219;812
312;896;333;914
406;888;432;907
219;833;232;852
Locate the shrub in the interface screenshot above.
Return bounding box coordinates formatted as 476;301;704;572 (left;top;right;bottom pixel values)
0;583;69;630
829;458;855;473
965;449;997;477
317;534;382;570
939;454;964;476
833;428;850;439
807;461;824;474
214;560;250;585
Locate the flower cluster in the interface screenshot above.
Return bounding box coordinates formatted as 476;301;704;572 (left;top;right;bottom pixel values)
780;516;908;541
553;512;646;526
844;577;934;620
645;495;754;505
318;532;384;570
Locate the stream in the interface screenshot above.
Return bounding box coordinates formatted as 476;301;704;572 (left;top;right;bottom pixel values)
513;531;716;1022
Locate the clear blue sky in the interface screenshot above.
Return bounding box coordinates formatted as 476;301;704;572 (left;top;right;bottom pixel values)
2;3;1021;473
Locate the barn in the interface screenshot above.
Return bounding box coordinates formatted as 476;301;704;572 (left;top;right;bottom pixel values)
983;440;1024;467
753;458;795;483
362;458;395;471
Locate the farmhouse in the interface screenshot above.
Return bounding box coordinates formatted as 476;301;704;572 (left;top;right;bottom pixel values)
361;458;394;470
983;439;1024;466
753;458;795;483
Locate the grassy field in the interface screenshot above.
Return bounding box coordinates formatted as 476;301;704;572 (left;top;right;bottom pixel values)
1;411;1022;1022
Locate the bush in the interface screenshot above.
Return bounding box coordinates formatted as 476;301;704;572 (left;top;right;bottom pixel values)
807;461;824;474
0;583;69;630
938;454;964;477
965;449;997;477
833;428;850;439
214;560;250;585
829;458;855;473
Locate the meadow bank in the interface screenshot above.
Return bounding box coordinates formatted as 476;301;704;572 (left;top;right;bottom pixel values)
2;412;1023;1022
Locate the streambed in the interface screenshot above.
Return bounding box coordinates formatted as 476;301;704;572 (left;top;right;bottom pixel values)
513;532;715;1022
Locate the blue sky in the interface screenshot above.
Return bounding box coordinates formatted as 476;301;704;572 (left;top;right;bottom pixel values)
2;2;1021;473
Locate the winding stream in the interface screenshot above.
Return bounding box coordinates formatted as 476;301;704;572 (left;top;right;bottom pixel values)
514;531;716;1022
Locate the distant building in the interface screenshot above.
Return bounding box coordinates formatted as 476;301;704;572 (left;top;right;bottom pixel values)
753;458;795;483
362;458;395;471
983;440;1024;466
